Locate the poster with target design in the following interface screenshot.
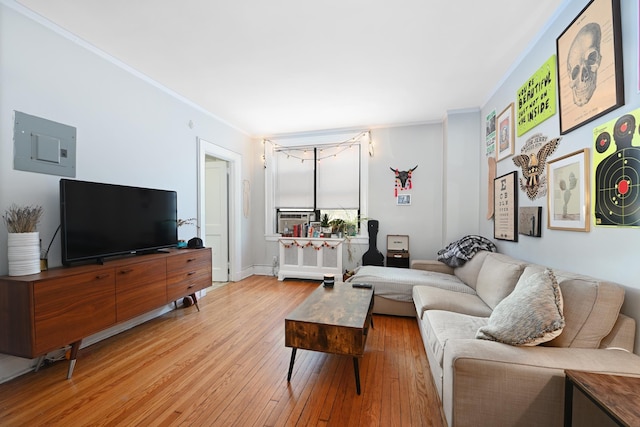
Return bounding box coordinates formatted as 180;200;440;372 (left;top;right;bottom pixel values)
593;108;640;227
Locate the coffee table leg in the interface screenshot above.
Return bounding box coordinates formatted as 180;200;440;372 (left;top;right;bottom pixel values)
353;357;361;395
287;348;297;382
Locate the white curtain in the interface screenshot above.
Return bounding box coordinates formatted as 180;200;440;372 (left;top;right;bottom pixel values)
316;144;360;209
274;149;314;209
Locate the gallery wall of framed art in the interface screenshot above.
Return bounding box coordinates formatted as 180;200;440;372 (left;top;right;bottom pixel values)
480;0;640;356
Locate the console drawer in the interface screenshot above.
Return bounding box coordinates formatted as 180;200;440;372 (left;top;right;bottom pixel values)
34;270;116;354
166;249;211;301
166;270;211;301
115;259;167;322
166;251;210;275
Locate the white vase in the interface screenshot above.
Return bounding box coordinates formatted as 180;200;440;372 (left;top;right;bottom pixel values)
7;232;41;276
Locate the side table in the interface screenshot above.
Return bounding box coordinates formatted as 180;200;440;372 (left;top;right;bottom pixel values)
564;369;640;427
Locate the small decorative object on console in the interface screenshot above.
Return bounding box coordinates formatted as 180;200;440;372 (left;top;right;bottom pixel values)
187;237;204;249
3;204;43;276
323;274;335;288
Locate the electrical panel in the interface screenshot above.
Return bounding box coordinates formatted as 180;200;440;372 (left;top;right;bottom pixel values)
14;111;76;177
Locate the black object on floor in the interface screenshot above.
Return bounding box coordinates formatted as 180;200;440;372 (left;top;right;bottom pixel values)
362;220;384;266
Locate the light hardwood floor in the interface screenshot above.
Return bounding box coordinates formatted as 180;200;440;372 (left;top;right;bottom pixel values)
0;276;445;426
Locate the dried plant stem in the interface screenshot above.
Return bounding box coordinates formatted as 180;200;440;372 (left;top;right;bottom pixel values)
3;204;44;233
177;218;196;227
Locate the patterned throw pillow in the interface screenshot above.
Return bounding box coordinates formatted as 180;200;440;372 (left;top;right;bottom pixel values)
476;269;565;346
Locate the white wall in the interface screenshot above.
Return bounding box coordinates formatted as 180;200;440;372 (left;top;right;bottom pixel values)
443;110;481;244
480;0;640;353
0;2;253;381
368;124;446;261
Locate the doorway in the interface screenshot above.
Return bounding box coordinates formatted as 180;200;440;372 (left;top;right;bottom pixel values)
205;157;229;282
197;138;242;282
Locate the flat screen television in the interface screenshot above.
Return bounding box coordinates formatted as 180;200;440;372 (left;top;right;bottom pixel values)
60;179;178;266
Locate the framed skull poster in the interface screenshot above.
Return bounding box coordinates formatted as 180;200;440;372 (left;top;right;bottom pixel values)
556;0;624;135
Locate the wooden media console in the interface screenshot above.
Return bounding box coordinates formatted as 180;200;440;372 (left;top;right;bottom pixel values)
0;247;212;379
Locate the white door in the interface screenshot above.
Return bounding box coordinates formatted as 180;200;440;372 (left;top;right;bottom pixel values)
205;158;229;282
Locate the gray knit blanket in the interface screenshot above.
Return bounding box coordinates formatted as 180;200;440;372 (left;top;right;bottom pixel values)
436;235;497;267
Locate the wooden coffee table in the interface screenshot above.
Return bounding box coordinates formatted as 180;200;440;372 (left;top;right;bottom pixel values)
285;283;374;395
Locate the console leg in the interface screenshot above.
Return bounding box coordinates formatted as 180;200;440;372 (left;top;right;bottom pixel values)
34;355;45;372
66;360;77;380
67;340;81;380
287;348;297;382
190;293;200;312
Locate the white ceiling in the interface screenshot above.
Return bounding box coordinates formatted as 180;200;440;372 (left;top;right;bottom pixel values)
16;0;565;137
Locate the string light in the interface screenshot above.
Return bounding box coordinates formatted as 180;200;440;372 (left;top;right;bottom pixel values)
266;131;369;162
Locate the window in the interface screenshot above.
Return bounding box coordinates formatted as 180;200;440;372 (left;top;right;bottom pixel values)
264;131;370;236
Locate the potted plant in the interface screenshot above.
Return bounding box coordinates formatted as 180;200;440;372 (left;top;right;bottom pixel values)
329;218;345;236
3;204;43;276
320;213;333;235
177;217;196;248
330;215;366;262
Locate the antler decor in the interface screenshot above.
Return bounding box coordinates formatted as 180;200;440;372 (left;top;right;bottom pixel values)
390;165;418;196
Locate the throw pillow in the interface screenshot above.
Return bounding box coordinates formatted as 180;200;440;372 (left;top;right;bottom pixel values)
476;269;565;346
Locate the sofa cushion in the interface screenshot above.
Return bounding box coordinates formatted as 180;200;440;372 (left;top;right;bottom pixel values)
453;250;490;290
548;278;624;349
413;286;492;319
474;254;526;309
476;269;565;346
423;310;487;367
516;266;626;348
348;265;474;303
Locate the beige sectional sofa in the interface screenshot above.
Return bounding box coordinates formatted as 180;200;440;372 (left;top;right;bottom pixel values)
410;251;640;427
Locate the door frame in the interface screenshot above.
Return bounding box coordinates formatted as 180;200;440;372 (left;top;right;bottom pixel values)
197;138;241;281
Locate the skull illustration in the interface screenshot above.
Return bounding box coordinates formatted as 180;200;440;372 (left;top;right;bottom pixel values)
567;22;601;107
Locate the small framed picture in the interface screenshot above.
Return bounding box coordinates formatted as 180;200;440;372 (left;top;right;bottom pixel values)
496;103;515;162
494;171;518;241
519;206;542;237
397;194;411;205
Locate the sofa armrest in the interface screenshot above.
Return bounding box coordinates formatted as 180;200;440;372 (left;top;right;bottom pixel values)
442;339;640;427
410;259;454;275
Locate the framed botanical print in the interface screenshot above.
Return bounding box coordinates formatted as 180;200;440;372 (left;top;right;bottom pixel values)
556;0;624;134
494;171;518;241
496;103;515;162
547;148;590;231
